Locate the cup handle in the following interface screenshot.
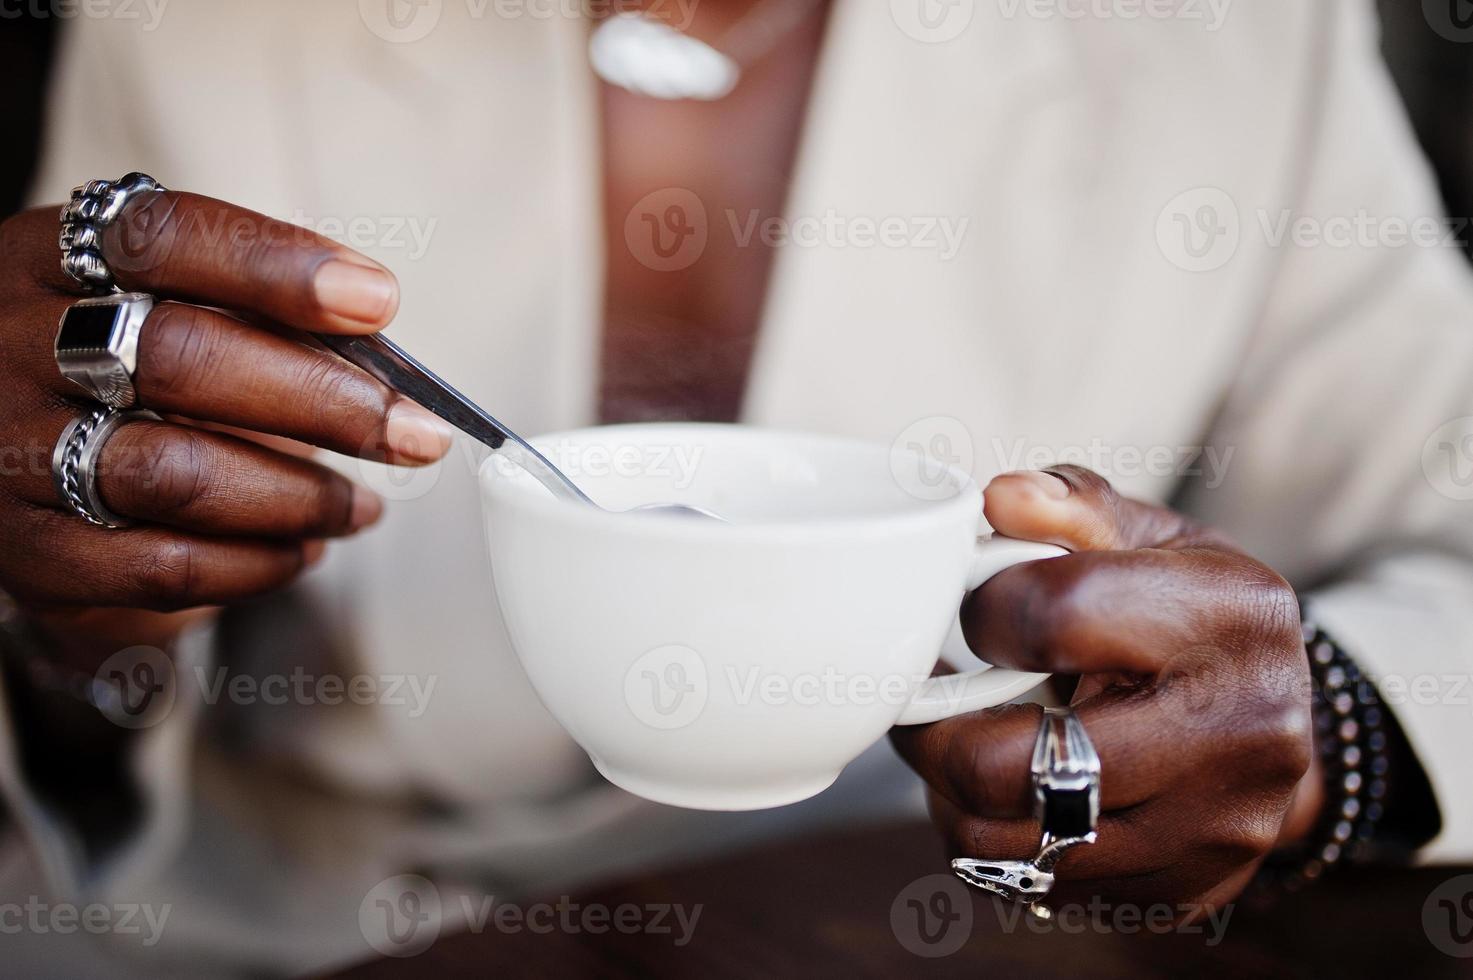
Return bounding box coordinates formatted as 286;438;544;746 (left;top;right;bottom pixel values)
894;535;1069;726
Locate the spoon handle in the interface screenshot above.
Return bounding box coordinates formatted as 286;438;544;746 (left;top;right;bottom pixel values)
314;331;594;506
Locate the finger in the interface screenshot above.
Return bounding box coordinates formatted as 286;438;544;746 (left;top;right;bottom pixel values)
941;797;1270;907
930;793;1174;886
38;302;453;464
1;505;322;611
890;700;1174;820
959;547;1291;675
11;413;381;538
100;421;384;537
21;193;399;333
928;792;1040;860
982;464;1200;553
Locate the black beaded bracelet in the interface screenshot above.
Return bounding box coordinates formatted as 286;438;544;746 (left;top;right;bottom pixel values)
1255;619;1390;892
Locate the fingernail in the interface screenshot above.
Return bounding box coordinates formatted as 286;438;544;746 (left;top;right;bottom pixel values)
302;540;327;567
386;400;454;462
1010;470;1070;500
314;259;397;325
350;485;383;530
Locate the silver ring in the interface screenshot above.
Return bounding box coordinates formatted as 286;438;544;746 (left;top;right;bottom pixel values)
54;292;154;408
951;706;1101;920
51;407;161;529
59;172;166;294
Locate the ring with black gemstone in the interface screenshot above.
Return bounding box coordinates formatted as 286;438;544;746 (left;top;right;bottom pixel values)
950;706;1102;920
54;292;155;409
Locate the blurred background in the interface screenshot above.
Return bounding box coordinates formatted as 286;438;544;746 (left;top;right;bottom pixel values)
6;2;1472;260
2;8;1470;977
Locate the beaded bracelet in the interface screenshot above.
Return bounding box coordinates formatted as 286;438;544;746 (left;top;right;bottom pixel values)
1255;619;1390;892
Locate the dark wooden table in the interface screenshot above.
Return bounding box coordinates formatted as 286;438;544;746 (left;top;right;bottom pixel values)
328;821;1473;978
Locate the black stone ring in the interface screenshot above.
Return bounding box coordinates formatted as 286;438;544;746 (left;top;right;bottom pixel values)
950;706;1102;919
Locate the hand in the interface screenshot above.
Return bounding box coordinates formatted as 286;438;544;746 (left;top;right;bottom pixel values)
890;465;1315;912
0;190;454;652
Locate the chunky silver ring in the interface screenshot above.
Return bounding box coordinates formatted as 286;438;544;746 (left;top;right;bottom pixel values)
53;292;155;408
59;172;166;294
51;407;162;529
951;706;1102;920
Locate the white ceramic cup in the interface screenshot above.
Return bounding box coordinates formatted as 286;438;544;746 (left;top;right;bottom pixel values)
479;424;1066;811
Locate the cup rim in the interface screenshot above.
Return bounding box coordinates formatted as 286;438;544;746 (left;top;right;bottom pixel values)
478;422;982;541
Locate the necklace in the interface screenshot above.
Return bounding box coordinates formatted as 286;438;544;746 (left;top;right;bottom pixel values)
589;0;824;101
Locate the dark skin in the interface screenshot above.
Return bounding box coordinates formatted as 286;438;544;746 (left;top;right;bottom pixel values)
599;0;831;422
0;0;1319;908
891;465;1319;913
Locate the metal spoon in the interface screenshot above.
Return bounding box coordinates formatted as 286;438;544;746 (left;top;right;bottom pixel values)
315;332;724;521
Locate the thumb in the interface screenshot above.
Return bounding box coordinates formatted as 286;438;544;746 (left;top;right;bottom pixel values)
982;464;1181;552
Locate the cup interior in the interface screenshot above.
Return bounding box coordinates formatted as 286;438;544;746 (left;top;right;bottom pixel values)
484;423;972;527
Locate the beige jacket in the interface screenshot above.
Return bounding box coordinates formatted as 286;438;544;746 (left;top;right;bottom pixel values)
4;1;1473;975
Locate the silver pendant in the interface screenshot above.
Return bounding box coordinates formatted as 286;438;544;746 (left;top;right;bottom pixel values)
589;13;741;102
